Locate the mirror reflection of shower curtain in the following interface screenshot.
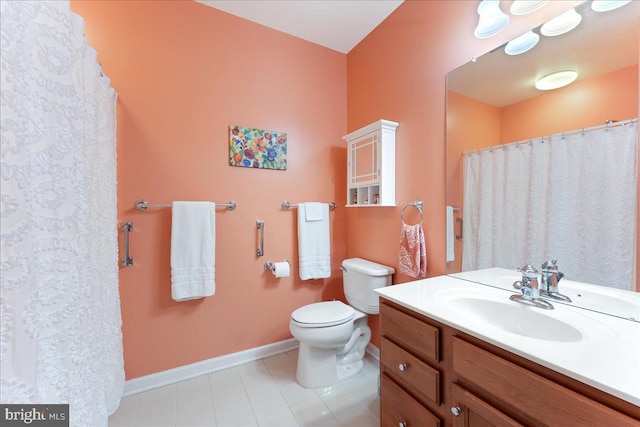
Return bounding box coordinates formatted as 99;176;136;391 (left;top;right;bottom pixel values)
462;123;638;290
0;1;123;424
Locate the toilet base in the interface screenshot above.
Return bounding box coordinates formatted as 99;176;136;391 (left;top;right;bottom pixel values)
296;343;364;388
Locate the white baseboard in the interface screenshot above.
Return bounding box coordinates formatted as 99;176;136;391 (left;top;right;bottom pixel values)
123;339;380;397
123;338;299;396
365;343;380;361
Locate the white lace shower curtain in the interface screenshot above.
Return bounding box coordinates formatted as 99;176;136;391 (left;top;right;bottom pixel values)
462;122;637;290
0;1;124;425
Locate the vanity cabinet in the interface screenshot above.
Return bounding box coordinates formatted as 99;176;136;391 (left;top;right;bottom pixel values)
343;119;398;207
379;299;640;427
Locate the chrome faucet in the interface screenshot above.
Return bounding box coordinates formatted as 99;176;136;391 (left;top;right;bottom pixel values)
540;259;572;303
510;264;554;310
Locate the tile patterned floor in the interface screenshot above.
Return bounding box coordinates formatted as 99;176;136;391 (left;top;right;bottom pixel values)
109;349;380;427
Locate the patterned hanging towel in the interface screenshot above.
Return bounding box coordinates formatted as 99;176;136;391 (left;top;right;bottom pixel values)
399;222;427;278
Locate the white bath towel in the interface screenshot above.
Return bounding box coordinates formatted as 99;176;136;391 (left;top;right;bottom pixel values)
446;205;455;263
171;201;216;301
304;202;323;221
298;202;331;280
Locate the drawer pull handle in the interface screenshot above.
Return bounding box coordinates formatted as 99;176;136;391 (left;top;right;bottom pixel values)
451;406;461;417
399;422;408;427
398;363;407;371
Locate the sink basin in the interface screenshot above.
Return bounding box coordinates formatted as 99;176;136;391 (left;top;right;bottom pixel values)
445;296;583;342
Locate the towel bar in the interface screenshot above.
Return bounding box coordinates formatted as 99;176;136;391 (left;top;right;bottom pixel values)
281;201;337;210
135;200;237;211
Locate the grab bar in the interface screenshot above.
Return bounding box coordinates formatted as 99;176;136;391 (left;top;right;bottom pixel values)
256;220;264;257
449;205;463;240
121;222;134;267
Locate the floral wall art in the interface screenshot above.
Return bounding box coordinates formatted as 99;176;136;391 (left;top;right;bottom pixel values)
229;125;287;170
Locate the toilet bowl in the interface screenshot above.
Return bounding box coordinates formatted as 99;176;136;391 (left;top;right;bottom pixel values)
289;258;394;388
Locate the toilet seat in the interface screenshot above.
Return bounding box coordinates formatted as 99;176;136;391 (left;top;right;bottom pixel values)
291;301;355;328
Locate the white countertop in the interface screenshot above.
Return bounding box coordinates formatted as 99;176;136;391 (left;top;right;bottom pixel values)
375;275;640;406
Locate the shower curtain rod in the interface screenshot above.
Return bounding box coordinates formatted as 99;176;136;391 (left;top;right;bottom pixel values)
463;118;637;156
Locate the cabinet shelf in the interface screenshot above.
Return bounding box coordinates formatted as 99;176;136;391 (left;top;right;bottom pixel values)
343;119;398;208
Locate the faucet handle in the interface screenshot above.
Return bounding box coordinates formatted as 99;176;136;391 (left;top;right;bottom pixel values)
513;264;538;278
513;278;539;299
542;258;558;271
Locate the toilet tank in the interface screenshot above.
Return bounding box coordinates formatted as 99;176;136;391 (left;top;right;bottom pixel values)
342;258;395;314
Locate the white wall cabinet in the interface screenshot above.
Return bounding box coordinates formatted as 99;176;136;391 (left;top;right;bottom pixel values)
343;119;398;207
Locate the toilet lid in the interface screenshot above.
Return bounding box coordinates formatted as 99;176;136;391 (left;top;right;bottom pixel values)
291;301;355;327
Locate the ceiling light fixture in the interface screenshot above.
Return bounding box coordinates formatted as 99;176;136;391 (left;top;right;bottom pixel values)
540;8;582;37
510;0;548;15
504;31;540;55
474;0;510;39
535;70;578;90
591;1;632;12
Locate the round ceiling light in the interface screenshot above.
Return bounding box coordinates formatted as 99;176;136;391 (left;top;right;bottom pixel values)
540;8;582;37
474;0;510;39
535;70;578;90
591;1;632;12
505;31;540;55
510;0;548;15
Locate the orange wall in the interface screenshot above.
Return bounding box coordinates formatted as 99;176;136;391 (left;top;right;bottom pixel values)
501;65;638;143
71;1;347;380
71;0;638;377
446;92;501;273
346;0;586;345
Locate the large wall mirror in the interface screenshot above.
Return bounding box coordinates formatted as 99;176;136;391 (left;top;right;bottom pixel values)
445;1;639;318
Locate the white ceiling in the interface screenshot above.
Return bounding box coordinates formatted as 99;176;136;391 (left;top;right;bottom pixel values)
194;0;404;53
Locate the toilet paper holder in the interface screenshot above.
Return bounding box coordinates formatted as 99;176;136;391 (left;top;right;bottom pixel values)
264;260;291;271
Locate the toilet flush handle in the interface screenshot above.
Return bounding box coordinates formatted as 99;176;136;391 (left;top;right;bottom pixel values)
340;266;347;273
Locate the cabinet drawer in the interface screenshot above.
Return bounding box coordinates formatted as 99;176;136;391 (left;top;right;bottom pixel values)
381;336;440;405
381;374;440;427
380;302;440;362
452;337;639;426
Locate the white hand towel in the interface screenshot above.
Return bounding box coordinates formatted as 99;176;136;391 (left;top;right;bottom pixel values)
305;202;323;221
446;205;455;263
171;201;216;301
298;203;331;280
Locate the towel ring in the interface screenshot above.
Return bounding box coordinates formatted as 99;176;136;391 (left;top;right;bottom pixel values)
401;200;423;226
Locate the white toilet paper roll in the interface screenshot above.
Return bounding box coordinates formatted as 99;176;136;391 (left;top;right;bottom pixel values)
272;261;290;278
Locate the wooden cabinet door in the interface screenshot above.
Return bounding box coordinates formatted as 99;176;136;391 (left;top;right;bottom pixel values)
452;337;640;426
451;384;523;427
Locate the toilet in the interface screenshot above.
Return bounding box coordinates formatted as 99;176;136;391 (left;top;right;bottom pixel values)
289;257;395;388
